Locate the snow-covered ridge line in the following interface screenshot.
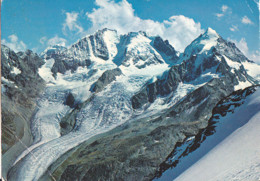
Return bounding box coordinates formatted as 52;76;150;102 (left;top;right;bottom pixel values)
155;85;260;180
176;87;260;181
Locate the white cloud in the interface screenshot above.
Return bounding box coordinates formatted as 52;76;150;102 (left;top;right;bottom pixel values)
162;16;203;51
241;16;253;25
63;12;84;35
39;36;47;44
221;5;228;13
47;35;67;47
2;34;27;52
215;13;224;18
86;0;203;51
228;38;260;64
9;34;18;42
215;5;230;18
229;25;238;32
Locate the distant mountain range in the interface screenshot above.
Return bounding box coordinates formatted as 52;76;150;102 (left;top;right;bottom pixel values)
2;27;260;181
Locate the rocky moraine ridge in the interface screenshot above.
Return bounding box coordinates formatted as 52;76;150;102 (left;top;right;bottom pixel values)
2;28;260;181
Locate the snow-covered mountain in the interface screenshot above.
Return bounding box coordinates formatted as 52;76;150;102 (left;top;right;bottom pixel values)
2;27;260;181
131;27;258;111
39;28;178;77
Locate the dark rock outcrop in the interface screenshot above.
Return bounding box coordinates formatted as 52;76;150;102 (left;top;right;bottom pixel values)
50;55;91;78
65;92;76;108
89;30;110;60
90;68;122;93
153;36;178;63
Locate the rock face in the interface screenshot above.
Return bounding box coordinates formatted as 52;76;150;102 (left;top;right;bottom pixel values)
89;31;110;60
153;36;179;63
90;68;122;93
1;45;45;179
40;29;116;77
65;92;76;108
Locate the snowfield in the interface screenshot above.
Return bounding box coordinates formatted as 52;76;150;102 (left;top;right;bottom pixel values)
176;112;260;181
158;88;260;181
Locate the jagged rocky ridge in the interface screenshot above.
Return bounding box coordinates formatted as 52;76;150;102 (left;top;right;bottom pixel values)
153;85;259;180
40;28;179;78
2;28;260;181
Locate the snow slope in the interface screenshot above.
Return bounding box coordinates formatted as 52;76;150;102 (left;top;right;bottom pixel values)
176;111;260;181
156;87;260;181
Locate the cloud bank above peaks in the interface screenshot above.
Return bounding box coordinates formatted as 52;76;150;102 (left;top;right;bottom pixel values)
86;0;203;51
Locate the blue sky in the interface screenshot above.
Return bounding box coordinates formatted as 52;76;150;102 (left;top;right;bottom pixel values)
1;0;259;62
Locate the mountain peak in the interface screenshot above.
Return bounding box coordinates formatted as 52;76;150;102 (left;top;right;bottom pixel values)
200;27;219;43
204;27;218;37
181;27;220;60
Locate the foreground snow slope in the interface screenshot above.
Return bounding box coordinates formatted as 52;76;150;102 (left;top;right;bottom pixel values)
175;88;260;181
